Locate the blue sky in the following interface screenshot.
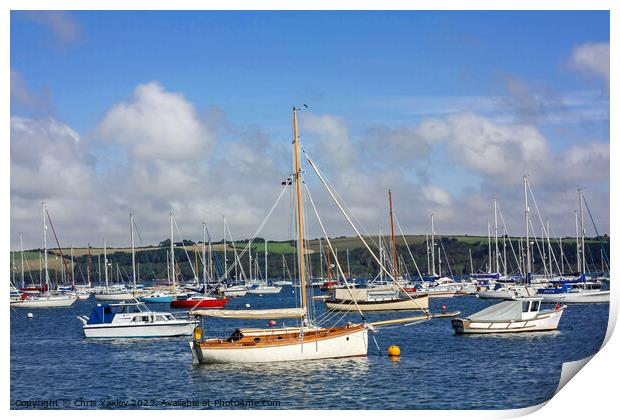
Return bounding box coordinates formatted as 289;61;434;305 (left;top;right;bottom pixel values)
10;11;610;248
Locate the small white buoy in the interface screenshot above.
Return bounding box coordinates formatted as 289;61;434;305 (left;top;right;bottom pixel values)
245;303;251;308
27;313;34;319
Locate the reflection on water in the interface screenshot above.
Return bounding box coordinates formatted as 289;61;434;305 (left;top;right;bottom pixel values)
10;293;608;409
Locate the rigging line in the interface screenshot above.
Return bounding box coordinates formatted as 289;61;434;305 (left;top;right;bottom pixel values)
44;208;74;289
437;236;454;278
496;203;524;276
225;221;248;282
303;148;430;317
528;218;547;276
393;213;424;281
526;182;562;275
216;183;290;282
582;194;610;267
171;214;198;280
303;182;364;320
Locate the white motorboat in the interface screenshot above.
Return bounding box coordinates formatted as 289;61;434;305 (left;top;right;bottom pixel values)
273;280;293;286
452;298;565;334
94;288;135;301
78;301;196;338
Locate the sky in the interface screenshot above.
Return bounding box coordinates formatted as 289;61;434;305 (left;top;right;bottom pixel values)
10;11;610;249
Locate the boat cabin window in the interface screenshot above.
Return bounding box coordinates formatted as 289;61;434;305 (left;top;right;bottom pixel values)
530;301;540;312
154;315;166;322
135;315;151;323
522;301;530;312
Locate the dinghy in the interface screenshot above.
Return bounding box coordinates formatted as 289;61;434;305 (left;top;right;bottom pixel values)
451;298;565;334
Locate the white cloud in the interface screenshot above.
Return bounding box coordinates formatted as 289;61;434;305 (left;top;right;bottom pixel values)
301;113;356;170
97;82;214;161
570;42;610;90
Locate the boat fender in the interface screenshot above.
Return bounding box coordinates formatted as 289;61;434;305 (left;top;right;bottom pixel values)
193;327;203;342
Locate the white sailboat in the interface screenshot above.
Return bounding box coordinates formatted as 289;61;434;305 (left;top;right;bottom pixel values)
94;239;134;301
188;107;454;364
11;203;77;308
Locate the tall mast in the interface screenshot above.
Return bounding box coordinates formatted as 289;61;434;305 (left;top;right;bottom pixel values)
546;220;552;276
559;236;564;275
503;232;507;277
87;244;92;287
378;230;384;282
223;216;227;281
130;213;136;289
202;223;207;287
264;240;268;282
524;176;531;278
319;239;324;280
388;189;398;280
438;247;442;277
426;234;430;276
70;246;75;289
346;249;351;281
430;214;436;276
19;232;25;289
42;202;49;291
249;246;252;280
575;210;581;274
494;199;499;274
468;249;473;274
579;188;586;276
166;250;171;286
170;212;175;287
487;221;492;274
103;239;108;290
292;106;308;315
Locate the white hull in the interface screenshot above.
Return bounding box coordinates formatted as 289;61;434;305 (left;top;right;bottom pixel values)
453;308;564;334
325;295;429;312
246;286;282;295
191;327;368;363
11;296;77;308
223;290;248;297
540;291;609;304
84;321;194;338
273;281;293;286
95;292;135;301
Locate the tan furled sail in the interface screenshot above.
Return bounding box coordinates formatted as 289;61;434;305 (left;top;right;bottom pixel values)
190;308;306;319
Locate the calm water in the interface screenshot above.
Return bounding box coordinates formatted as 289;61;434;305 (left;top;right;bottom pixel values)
11;290;609;410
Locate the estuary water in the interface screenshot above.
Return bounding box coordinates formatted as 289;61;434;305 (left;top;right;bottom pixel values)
10;290;609;410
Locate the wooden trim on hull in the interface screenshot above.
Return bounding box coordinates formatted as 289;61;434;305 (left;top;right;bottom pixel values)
324;296;429;312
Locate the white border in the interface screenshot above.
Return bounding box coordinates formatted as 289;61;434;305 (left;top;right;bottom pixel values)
2;1;616;419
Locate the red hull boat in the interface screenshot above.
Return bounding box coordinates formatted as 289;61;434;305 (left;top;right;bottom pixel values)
170;296;229;309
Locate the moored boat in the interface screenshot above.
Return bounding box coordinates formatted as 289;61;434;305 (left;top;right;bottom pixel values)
78;301;195;338
451;298;565;334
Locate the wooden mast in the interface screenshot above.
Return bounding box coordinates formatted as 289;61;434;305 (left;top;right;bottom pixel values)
293;107;308;317
389;189;398;280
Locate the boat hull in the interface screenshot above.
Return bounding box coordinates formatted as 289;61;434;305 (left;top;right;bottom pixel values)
83;321;194;338
95;293;135;301
246;287;282;295
10;296;77;308
539;291;609;304
170;298;228;308
324;295;429;312
141;295;174;303
190;325;368;364
452;308;564;334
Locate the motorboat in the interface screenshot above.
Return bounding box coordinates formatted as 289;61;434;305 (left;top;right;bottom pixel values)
78;301;196;338
245;284;282;295
220;285;248;298
141;290;175;303
477;284;538;300
451;297;565;334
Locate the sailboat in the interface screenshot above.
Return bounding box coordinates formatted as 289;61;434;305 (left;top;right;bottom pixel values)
188;107;453;364
326;190;429;311
245;241;282;294
171;221;229;308
94;238;134;301
11;203;77;308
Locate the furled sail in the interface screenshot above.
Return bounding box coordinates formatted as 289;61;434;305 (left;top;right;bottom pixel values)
190;308;306;319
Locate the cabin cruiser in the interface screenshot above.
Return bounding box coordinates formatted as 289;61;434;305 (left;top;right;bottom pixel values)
94;285;135;301
78;301;196;338
537;281;609;304
452;297;565;334
245;283;282;295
